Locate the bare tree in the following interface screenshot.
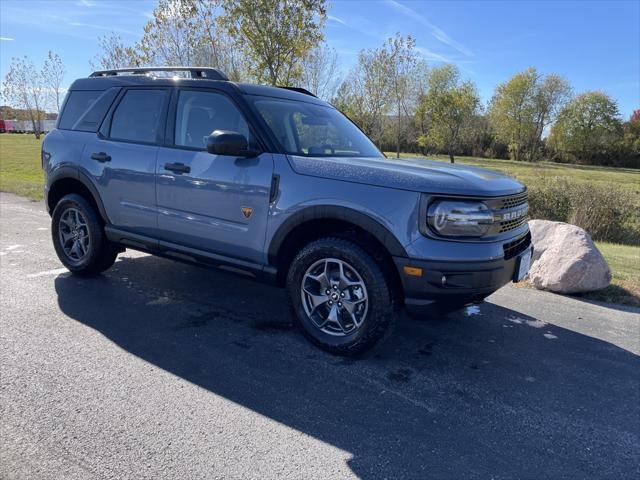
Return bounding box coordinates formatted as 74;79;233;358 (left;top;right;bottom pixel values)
2;56;47;138
386;33;419;158
91;32;143;70
298;43;340;100
42;51;65;113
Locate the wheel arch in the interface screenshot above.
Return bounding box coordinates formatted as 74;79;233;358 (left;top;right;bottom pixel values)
268;206;407;300
47;168;110;224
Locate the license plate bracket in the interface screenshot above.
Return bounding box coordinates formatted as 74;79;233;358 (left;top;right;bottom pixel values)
515;248;532;282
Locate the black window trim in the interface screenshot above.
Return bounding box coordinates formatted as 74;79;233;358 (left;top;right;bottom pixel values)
101;86;172;147
164;86;268;153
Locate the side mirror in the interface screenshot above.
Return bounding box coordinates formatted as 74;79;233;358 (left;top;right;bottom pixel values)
206;130;259;157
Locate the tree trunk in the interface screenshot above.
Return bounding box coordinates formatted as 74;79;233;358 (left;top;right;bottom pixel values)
396;105;401;159
449;151;455;163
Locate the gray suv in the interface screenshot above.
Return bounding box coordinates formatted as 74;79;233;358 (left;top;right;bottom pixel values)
43;66;532;355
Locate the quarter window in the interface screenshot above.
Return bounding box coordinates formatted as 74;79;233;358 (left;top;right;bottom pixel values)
110;89;167;143
58;91;102;130
174;90;251;149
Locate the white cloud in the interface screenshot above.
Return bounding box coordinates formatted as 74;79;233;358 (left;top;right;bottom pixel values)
327;15;347;27
386;0;473;57
0;37;15;41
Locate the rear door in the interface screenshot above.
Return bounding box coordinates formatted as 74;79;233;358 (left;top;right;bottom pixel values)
82;88;169;236
155;88;274;264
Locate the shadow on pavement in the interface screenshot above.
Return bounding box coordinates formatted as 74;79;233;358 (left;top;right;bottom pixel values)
55;255;640;479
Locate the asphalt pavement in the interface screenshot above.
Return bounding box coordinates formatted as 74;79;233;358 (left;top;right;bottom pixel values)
1;192;639;479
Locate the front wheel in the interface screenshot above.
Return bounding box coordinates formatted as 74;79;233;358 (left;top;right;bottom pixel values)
51;193;118;275
287;237;396;356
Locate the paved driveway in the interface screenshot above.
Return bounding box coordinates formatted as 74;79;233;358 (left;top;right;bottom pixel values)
1;192;638;479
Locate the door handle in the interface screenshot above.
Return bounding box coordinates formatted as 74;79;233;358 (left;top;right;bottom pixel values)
164;162;191;174
91;152;111;162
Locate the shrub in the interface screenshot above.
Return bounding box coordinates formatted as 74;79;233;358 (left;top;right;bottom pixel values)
527;177;639;245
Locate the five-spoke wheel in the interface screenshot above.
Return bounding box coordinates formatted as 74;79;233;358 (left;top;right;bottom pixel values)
287;237;396;355
51;193;118;275
301;258;369;336
58;207;90;264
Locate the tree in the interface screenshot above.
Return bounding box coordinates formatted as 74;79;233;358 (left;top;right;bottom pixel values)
297;43;339;100
220;0;327;85
42;51;65;113
2;57;47;138
138;0;204;66
488;68;538;161
332;47;392;147
489;67;571;161
386;34;419;158
416;64;480;162
528;74;572;160
92;32;143;70
549;91;623;165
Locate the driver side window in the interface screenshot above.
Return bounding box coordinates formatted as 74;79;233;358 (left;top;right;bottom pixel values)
174;90;251;149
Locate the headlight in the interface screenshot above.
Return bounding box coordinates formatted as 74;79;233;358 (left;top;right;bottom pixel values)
427;200;494;237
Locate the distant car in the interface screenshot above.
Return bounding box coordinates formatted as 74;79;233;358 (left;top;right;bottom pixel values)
42;66;531;355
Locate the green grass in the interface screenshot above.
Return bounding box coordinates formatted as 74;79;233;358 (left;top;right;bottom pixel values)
0;134;44;200
584;242;640;306
385;151;640;196
1;134;637;306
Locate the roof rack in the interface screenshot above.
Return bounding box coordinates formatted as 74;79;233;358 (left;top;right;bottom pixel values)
277;86;317;98
89;66;228;81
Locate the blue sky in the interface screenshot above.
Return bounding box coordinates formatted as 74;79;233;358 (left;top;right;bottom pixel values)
1;0;638;117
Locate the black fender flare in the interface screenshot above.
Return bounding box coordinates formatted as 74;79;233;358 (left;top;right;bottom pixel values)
267;205;407;265
47;166;110;223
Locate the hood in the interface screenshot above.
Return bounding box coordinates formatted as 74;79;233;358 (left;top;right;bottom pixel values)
288;155;525;197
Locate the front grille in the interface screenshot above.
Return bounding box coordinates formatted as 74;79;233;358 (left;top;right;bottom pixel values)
503;231;531;260
496;191;529;233
499;216;528;233
500;191;528;209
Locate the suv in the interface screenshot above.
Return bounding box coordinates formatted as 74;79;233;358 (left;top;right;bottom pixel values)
43;66;532;355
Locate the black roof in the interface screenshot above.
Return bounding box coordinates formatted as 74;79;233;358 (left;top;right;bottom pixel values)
71;68;329;106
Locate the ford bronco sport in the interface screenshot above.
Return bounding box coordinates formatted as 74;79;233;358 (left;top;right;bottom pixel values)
43;66;532;355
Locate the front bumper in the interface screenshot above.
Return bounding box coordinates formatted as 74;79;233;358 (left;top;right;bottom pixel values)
394;232;532;316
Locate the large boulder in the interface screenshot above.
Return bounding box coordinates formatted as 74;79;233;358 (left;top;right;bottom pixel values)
526;219;611;294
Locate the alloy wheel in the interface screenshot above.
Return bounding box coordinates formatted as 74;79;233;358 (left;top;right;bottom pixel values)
300;258;369;336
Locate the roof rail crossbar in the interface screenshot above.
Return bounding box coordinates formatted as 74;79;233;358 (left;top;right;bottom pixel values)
89;66;229;81
277;86;317;98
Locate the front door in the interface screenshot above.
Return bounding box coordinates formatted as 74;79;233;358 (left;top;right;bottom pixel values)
155;89;274;264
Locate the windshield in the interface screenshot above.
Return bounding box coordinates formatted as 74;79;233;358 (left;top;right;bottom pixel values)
249;96;383;158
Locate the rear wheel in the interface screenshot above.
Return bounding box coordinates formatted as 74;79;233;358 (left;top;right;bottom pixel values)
51;193;118;275
287;237;396;355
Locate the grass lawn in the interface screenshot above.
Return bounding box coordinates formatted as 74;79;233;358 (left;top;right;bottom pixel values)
585;242;640;306
1;134;638;305
385;151;640;196
0;134;44;200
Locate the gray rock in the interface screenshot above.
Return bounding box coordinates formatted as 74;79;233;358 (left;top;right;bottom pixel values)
526;219;612;294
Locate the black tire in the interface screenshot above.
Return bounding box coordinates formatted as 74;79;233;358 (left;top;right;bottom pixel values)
287;237;396;356
51;193;118;275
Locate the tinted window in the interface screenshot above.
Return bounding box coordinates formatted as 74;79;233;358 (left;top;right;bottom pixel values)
110;89;167;143
175;90;251;149
58;91;102;130
72;88;119;132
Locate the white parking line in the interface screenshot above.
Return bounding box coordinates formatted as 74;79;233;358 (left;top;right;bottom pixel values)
26;268;69;278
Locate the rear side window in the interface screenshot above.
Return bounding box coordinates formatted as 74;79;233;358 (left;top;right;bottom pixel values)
58;91;102;130
72;88;119;132
109;89;168;144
